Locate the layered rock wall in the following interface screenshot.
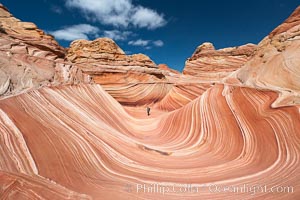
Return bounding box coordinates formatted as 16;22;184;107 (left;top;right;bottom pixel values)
183;42;256;81
0;4;86;98
225;6;300;107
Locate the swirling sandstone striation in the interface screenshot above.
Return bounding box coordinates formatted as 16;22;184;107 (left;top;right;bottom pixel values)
0;84;299;199
0;4;87;98
66;38;183;105
0;3;300;200
225;6;300;108
163;42;259;111
183;42;256;81
153;76;213;111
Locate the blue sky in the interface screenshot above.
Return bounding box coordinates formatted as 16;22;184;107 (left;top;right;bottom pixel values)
1;0;299;71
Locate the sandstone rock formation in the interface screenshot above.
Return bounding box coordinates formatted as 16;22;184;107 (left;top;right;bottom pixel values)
158;64;180;75
0;4;86;98
224;6;300;108
153;81;211;111
183;42;256;81
66;38;169;84
1;83;300;199
0;3;300;200
0;3;173;102
67;38;156;68
65;38;181;105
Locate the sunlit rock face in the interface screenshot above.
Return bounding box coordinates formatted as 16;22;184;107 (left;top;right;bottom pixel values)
158;64;180;75
0;84;299;199
0;4;87;98
153;81;211;111
65;38;181;105
0;3;300;200
183;42;256;81
66;37;167;84
224;6;300;108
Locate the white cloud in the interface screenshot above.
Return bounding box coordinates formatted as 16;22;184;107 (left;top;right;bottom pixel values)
49;24;100;41
153;40;164;47
65;0;167;29
103;30;132;41
128;39;164;49
131;7;166;29
128;39;150;46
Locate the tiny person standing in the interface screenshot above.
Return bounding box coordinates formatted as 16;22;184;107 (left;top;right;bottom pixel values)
147;106;151;116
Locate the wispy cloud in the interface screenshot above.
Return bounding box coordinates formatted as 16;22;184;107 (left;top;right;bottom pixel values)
65;0;167;29
153;40;164;47
103;30;132;41
128;39;164;49
50;5;63;14
49;24;100;41
128;39;150;46
48;22;165;50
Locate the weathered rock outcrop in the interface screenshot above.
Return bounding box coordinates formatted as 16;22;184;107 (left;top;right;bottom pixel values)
0;3;175;103
0;4;64;57
67;38;156;68
225;6;300;107
1;3;300;200
65;38;181;105
183;42;256;81
0;4;86;98
66;38;171;85
0;3;178;105
158;64;180;75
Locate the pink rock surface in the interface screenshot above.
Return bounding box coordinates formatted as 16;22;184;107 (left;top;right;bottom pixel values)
224;6;300;107
0;3;300;200
0;4;86;98
0;84;299;199
65;38;183;105
183;42;256;81
67;38;157;68
158;64;180;74
66;38;165;84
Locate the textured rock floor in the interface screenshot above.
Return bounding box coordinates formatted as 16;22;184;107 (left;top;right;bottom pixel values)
0;83;299;199
0;3;300;200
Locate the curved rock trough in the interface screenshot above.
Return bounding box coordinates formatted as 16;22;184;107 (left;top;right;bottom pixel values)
0;3;300;200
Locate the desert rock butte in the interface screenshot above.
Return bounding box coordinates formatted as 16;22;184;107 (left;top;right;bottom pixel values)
0;3;300;200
